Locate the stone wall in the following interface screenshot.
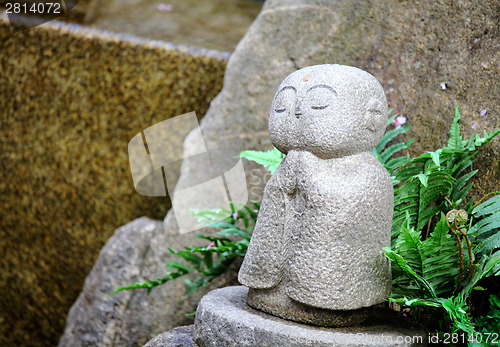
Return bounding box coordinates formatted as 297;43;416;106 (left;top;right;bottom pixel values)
0;15;226;347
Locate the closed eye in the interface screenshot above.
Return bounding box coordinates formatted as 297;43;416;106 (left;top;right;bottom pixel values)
275;107;287;113
306;84;336;111
311;105;328;110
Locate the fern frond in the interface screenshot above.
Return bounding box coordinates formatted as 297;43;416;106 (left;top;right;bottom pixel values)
447;106;463;150
459;255;500;302
373;124;412;157
474;129;500;147
385;155;412;172
417;206;442;231
473;195;500;217
470;195;500;256
239;148;284;174
422;214;460;296
379;139;415;164
383;247;437;299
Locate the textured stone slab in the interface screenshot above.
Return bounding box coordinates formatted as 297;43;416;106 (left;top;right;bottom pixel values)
194;287;426;347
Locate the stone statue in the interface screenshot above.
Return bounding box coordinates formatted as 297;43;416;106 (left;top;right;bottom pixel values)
238;64;394;327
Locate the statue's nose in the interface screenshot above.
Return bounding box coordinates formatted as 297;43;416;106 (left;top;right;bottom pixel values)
295;103;302;117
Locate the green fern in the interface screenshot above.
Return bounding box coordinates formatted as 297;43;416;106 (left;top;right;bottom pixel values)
385;213;461;301
469;195;500;276
110;202;259;295
447;106;464;150
384;107;500;338
390;108;500;239
475;295;500;338
239;148;284;174
372;110;414;172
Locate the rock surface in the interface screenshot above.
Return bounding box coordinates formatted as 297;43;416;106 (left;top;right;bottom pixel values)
58;218;241;347
239;65;394;325
0;15;226;347
165;0;500;237
194;286;426;347
143;325;196;347
81;0;263;52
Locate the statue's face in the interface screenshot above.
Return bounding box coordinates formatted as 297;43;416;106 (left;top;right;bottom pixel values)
269;64;388;158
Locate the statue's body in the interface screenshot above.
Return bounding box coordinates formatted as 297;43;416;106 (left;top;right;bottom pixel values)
238;64;394;326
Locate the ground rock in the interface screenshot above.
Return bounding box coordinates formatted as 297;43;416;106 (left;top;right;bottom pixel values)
193;286;426;347
58;218;240;347
143;325;195;347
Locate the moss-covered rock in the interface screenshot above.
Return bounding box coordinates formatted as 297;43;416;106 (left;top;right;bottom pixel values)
0;16;226;347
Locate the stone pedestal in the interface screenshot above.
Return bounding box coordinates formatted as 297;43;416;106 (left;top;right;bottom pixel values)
144;325;196;347
194;287;426;347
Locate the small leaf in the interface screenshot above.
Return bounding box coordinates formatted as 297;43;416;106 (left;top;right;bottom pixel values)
239;148;284;174
416;173;429;187
429;150;442;166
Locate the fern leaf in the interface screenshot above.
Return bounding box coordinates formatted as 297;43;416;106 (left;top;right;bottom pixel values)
217;228;252;241
239;148;284;174
415;173;429;187
379;139;415;164
450;152;476;177
473;195;500;217
429;149;443;166
419;184;450;211
452;183;474;208
469;214;500;235
421;214;460;296
383;248;437;299
479;234;500;253
386;110;397;125
459;256;500;302
417;206;442;231
373;124;412;156
447;106;463;150
474;129;500;147
395;165;424;181
385;155;412;171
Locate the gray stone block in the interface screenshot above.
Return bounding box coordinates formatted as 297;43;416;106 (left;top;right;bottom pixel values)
194;286;426;347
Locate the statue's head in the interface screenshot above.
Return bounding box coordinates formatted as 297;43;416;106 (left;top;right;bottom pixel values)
269;64;388;158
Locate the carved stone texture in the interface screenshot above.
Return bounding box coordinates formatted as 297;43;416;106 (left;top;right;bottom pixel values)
238;64;394;326
193;287;426;347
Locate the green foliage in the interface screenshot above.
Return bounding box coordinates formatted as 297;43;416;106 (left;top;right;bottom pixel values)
372;110;414;173
475;295;500;336
469;194;500;274
441;296;475;334
384;213;460;300
239;148;284;174
110;202;258;295
383;107;500;339
390;107;499;238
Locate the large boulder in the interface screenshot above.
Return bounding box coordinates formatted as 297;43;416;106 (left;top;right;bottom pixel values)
165;0;499;226
58;218;241;346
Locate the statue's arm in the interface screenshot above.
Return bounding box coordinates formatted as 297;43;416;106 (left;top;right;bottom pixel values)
238;170;290;289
